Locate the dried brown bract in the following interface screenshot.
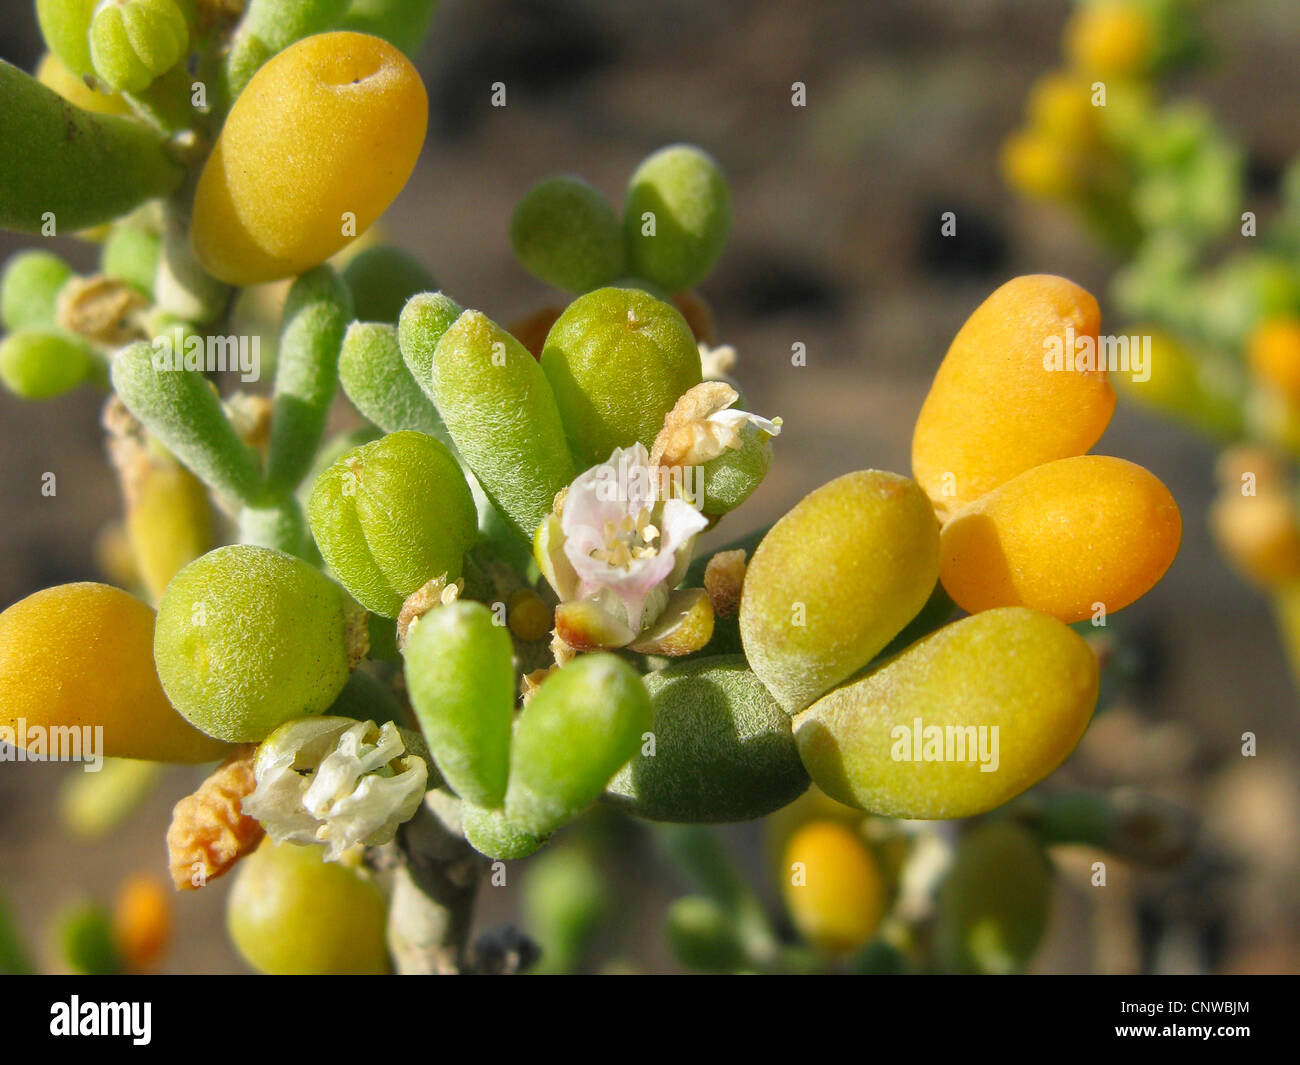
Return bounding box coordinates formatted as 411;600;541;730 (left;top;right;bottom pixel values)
166;745;263;890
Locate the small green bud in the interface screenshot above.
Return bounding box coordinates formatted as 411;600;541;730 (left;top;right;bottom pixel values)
606;656;809;823
307;431;477;618
540;287;702;466
404;600;515;808
0;329;93;399
154;545;357;742
89;0;190;94
299;425;383;507
0;250;72;331
510;176;626;293
624;144;731;292
342;245;437;324
506;654;652;837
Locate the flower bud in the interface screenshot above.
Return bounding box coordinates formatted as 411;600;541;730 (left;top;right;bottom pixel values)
308;431;478;618
89;0;190;94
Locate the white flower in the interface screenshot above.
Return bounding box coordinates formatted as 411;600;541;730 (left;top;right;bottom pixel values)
559;443;709;634
244;717;427;861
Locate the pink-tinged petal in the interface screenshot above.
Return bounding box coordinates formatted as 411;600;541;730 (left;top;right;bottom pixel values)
551;443;706;633
660;498;710;554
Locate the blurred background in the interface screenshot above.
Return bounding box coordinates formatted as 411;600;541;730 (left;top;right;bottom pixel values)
1;0;1298;973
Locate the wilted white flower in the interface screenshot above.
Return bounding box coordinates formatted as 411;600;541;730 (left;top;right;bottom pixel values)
244;717;427;861
650;381;782;469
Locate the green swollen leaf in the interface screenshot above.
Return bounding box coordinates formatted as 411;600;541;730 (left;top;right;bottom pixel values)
36;0;98;78
522;843;609;974
101;222;162;297
0;61;184;234
339;321;448;440
665;896;748;972
57;757;162;839
0;329;94;400
0;250;72;331
56;902;122;975
265;265;352;495
540;286;702;467
936;822;1052;974
342;245;437;324
505;654;652;837
605;656;809;823
342;0;441;56
510;176;626;293
396;289;462;404
623;144;731;292
429;309;575;543
220;0;351;107
307;431;477;617
404;600;515;808
111;341;264;505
